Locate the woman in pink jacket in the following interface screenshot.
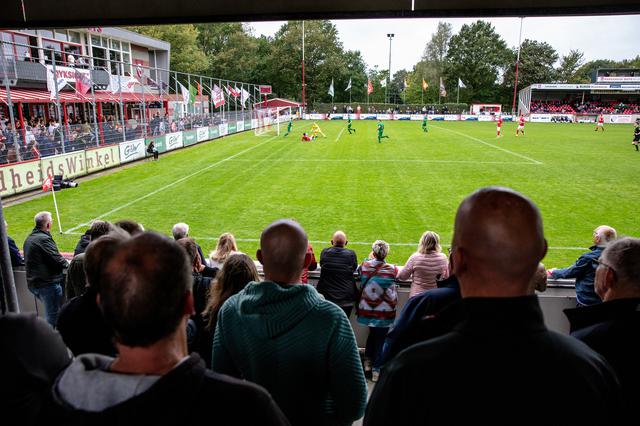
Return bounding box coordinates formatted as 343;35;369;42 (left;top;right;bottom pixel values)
398;231;449;298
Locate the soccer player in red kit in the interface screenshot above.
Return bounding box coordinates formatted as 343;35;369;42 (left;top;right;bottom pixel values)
595;115;605;131
496;116;503;138
516;115;526;137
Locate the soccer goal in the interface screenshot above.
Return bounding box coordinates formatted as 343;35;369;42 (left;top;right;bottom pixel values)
253;106;292;137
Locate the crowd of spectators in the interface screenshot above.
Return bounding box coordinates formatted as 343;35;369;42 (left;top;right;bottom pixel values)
2;187;640;425
531;99;640;115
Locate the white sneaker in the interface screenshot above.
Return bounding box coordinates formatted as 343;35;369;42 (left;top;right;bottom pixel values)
372;370;380;382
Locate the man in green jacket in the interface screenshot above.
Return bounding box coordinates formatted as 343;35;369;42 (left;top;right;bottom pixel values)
212;219;368;426
23;211;69;327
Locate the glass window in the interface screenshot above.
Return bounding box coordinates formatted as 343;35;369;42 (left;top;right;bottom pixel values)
42;39;63;64
122;52;131;64
91;35;101;47
13;35;29;61
109;50;122;75
54;30;69;42
110;39;120;50
92;46;106;69
68;31;81;44
121;41;130;51
38;29;54;39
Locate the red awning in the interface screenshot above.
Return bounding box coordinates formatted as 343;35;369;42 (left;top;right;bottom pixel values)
0;88;162;104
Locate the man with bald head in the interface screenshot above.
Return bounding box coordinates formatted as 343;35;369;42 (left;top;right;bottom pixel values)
317;230;359;317
212;220;367;426
549;225;617;306
365;187;620;426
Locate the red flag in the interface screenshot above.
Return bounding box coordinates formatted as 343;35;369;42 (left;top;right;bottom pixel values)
228;85;240;98
42;175;53;192
74;69;91;95
197;82;202;96
367;79;373;95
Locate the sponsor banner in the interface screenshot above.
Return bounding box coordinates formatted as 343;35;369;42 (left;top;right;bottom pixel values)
360;114;377;120
530;114;552;123
183;130;197;146
597;76;640;83
605;115;635;124
330;114;344;120
237;121;245;132
244;119;252;130
306;114;325;120
259;85;272;94
394;114;411;120
209;126;219;139
532;83;640;91
147;135;166;153
251;119;259;129
444;115;460;121
0;160;42;196
461;115;479;121
219;123;229;136
84;146;121;174
42;151;88;180
165;132;184;151
107;75;144;93
501;116;514;121
428;115;445;121
119;138;146;163
477;115;495;122
228;122;237;133
196;127;209;142
376;114;392;120
46;65;91;91
410;114;424;121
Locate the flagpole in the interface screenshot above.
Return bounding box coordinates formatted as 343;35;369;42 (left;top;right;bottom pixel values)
51;54;66;152
511;17;524;115
457;83;460;104
302;21;306;113
87;60;100;146
140;66;147;138
117;57;126;142
51;185;62;234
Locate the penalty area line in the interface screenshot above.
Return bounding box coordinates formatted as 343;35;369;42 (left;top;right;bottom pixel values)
335;128;345;142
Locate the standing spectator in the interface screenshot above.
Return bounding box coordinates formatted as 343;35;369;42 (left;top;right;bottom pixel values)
208;232;239;269
72;229;91;256
316;231;358;317
564;237;640;418
23;212;68;327
5;220;25;267
398;231;449;297
199;253;259;368
548;225;617;306
212;219;367;426
356;240;399;382
300;243;317;284
365;187;620;426
114;219;144;236
52;233;289;426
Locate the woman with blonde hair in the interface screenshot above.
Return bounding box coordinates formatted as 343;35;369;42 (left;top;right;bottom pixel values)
398;230;449;298
208;232;239;269
198;253;259;367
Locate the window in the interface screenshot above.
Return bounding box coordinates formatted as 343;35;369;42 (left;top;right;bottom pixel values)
54;30;69;42
92;46;107;69
109;50;122;75
110;39;120;50
42;39;63;64
38;29;54;39
68;31;81;44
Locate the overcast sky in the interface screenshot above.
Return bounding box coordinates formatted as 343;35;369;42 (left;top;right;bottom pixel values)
249;15;640;72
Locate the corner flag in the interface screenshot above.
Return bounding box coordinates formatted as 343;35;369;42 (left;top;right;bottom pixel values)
42;175;53;192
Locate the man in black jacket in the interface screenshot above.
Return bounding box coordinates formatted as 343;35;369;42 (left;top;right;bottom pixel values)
5;220;25;266
564;237;640;419
23;211;68;327
52;232;289;426
365;187;620;426
316;231;358;317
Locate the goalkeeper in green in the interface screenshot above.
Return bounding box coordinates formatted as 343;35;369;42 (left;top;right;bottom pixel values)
377;120;389;143
422;115;428;132
284;118;293;136
347;116;356;134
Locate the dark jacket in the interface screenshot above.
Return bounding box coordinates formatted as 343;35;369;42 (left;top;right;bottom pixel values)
52;353;289;426
65;253;87;300
551;245;604;306
565;298;640;417
8;235;25;267
57;288;116;357
73;231;91;256
23;228;68;289
316;246;358;306
365;296;621;426
380;275;460;365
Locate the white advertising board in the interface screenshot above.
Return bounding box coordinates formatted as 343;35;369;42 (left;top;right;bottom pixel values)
219;123;229;136
196;127;209;142
165;132;184;151
119;138;146;163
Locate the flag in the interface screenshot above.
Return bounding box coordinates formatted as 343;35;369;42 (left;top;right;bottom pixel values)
403;78;408;90
367;79;373;95
241;88;251;107
422;79;428;90
42;174;53;192
212;84;225;108
197;82;202;96
345;78;352;91
189;84;197;104
439;77;447;97
74;69;91;95
458;78;467;88
179;83;190;105
48;69;68;99
148;76;168;92
328;79;334;97
227;85;240;98
380;79;387;88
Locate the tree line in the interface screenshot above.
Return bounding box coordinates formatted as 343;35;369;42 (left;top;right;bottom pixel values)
129;21;640;108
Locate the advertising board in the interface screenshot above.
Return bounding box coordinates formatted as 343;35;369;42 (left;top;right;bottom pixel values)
119;138;146;163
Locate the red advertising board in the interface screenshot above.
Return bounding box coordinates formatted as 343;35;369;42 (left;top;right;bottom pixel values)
259;85;272;94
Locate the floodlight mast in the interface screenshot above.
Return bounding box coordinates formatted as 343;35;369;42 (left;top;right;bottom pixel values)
387;33;394;104
512;17;524;115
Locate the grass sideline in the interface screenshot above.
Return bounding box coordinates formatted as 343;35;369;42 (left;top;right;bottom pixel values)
4;119;638;268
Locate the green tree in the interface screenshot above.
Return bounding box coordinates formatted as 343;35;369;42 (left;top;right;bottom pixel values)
423;22;453;79
556;49;585;83
573;59;620;83
502;39;559;101
444;20;510;103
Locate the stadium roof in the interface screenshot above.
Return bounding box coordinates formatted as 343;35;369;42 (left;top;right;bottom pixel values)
3;0;640;29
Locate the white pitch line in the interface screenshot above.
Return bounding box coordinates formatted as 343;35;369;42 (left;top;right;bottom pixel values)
64;134;283;234
334;128;345;142
224;159;534;165
431;124;543;165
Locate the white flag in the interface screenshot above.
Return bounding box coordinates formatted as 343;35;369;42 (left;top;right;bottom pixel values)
47;69;68;99
179;82;190;105
345;78;352;91
241;88;251;106
380;79;387;88
328;79;334;97
458;78;467;88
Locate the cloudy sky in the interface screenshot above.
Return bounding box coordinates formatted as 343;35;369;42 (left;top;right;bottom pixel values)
249;15;640;72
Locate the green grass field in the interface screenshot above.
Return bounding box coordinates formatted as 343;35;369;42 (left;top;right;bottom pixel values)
4;119;638;268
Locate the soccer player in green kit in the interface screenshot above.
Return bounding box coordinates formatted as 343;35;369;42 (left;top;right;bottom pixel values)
422;115;428;132
284;118;293;136
347;116;356;134
377;119;389;143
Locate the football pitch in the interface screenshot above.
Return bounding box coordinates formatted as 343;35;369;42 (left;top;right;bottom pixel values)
4;119;638;268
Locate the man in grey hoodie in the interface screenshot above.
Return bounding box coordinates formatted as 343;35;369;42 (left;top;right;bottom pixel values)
52;232;289;426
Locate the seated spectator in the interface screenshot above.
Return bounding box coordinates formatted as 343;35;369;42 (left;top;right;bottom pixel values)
172;222;206;266
199;253;259;368
548;225;617;306
356;240;399;382
65;220;113;300
212;219;367;426
52;232;288;425
564;237;640;418
300;242;317;284
0;313;72;426
57;232;128;356
316;231;359;318
398;231;449;297
208;232;240;269
4;220;25;267
365;187;620;426
114;219;144;235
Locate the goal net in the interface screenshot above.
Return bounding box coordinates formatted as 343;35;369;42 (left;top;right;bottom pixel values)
253;106;292;137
